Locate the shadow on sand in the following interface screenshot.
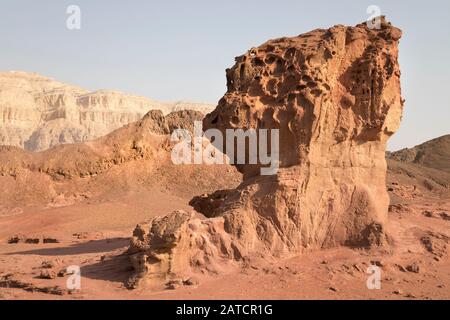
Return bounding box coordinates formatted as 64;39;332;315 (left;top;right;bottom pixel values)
8;237;134;285
7;238;130;256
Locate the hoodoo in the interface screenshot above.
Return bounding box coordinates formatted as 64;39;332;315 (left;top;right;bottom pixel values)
127;17;404;288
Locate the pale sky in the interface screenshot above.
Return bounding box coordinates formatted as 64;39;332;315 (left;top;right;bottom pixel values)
0;0;449;151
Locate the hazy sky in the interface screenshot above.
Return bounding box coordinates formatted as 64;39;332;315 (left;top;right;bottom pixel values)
0;0;449;150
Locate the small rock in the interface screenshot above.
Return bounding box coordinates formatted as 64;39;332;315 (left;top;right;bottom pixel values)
439;212;450;221
41;261;55;269
39;270;57;280
395;264;407;272
57;268;70;277
73;232;88;240
42;286;66;295
422;210;435;218
370;260;383;267
43;238;59;244
183;277;199;286
329;286;338;292
7;235;25;244
406;262;420;273
25;238;40;244
166;279;183;290
393;289;403;295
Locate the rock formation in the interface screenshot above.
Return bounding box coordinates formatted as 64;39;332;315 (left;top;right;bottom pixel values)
0;72;215;151
127;17;404;288
0;109;241;210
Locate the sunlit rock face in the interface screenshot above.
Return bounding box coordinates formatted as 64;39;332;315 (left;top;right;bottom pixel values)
127;17;404;289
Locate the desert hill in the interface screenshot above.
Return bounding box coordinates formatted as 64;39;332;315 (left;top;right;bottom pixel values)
386;135;450;203
0;71;214;151
0;109;241;215
388;135;450;173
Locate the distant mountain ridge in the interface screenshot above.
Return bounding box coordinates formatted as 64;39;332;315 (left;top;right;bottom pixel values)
388;134;450;173
0;71;215;151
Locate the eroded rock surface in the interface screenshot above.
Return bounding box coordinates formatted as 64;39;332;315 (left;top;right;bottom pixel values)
127;18;404;288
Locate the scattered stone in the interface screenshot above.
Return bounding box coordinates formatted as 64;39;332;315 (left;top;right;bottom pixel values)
420;232;449;258
352;264;363;272
422;209;450;220
73;232;89;240
371;260;384;267
422;210;435;218
7;234;59;245
439;212;450;221
7;235;25;244
41;261;55;269
0;274;66;296
406;262;420;273
57;269;69;277
43;237;59;244
389;204;411;214
39;270;57;280
329;287;338;292
165;279;183;290
25;238;40;244
183;277;199;286
395;264;407;272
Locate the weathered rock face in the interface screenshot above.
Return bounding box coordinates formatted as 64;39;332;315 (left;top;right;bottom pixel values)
0;72;215;151
127;18;404;288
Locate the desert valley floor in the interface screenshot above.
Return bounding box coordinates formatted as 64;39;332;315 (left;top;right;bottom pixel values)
0;162;449;300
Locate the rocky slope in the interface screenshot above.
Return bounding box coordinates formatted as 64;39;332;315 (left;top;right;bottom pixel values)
0;71;214;151
0;109;241;211
127;17;405;288
388;135;450;174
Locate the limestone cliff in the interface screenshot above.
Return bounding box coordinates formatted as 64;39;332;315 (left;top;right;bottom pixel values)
0;72;214;151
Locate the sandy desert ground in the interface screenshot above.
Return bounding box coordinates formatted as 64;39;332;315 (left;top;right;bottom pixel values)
0;193;449;300
0;149;449;300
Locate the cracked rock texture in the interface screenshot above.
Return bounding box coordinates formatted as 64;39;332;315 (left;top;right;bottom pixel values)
127;18;404;288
